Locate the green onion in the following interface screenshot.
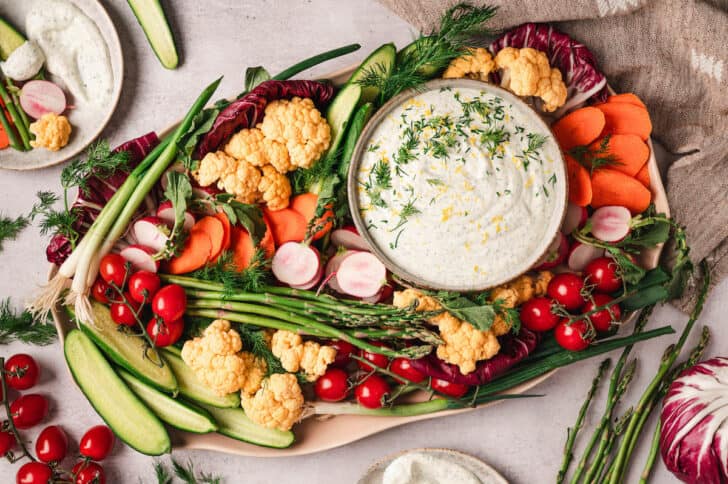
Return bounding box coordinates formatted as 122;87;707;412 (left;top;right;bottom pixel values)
272;44;361;81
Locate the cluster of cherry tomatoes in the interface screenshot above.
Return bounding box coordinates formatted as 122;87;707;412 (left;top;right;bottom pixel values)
1;354;115;484
92;253;187;347
313;341;468;409
520;257;623;351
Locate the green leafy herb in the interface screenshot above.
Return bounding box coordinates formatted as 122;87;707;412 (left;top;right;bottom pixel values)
61;140;130;196
189;250;270;295
568;135;621;174
480;128;509;156
152;458;222;484
0;298;57;345
177;99;231;171
160;171;193;258
237;324;285;376
0;214;29;252
426;178;445;187
213;194;267;245
518;132;547;170
244;66;271;92
392;197;421;231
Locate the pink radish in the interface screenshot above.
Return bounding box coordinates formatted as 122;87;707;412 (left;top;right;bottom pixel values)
290;264;323;290
591;206;632;242
120;245;159;273
272;242;321;286
562;204;588;234
330;226;370;251
325;250;359;294
336;252;387;298
361;284;394;304
191;186;222;215
156;201;195;231
160;164;186;191
132;216;170;252
19;80;67;119
533;233;569;270
567;241;606;272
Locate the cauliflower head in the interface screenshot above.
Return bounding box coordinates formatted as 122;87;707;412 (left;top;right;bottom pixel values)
195;150;237;187
258;165;292;211
218;160;261;204
259;97;331;169
241;373;304;431
29;113;72;152
443;47;495;81
270;330;337;381
223;128;269;167
494;47;567;112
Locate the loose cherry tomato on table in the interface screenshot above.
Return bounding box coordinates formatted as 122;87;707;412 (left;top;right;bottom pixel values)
583;294;622;333
554;319;592;351
10;394;49;429
128;271;161;304
520;297;560;332
357;342;389;371
79;425;115;461
72;461;106;484
330;340;355;368
5;354;40;390
147;317;184;347
584;257;623;294
98;254;129;288
314;368;349;402
91;278;112;304
35;425;68;463
152;284;187;323
431;378;469;398
16;462;53;484
0;430;16;454
110;295;141;327
390;358;426;383
547;273;587;311
355;374;390;409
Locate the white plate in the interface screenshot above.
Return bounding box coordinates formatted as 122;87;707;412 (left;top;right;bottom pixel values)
0;0;123;170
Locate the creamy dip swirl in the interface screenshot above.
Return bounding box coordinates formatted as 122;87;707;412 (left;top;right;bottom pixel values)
356;84;565;290
382;452;482;484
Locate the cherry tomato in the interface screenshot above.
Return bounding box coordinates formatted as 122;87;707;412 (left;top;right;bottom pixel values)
91;278;112;304
109;295;141;327
583;294;622;333
431;378;469;398
98;254;129;288
547;273;587;311
10;394;49;429
72;461;106;484
390;358;426;383
16;462;53;484
35;425;68;463
520;297;560;332
357;342;389;371
355;374;390;409
5;354;40;390
554;319;592;351
0;430;16;455
152;284;187;323
79;425;115;461
330;340;355;368
128;271;161;304
584;257;622;294
314;368;349;402
147;317;184;347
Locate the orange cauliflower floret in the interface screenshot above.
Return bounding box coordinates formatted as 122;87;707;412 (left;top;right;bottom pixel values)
264;138;295;173
241;373;304;431
195;150;237;187
258;165;292;211
29;113;72;151
489;271;553;335
218;160;261;204
443;47;495;81
223;128;269;167
259;97;331;169
270;330;336;381
494;47;567;112
239;351;268;396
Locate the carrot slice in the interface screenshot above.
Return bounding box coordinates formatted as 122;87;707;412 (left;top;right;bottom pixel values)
260;215;276;258
290;193;334;241
191;216;225;262
595;103;652;141
214;211;232;252
591;168;651;214
0;124;8;150
167;230;213;274
606;93;646;109
588;134;649;177
635;163;651;188
263;207;307;245
565;155;592;207
230;227;255;271
551;107;606;150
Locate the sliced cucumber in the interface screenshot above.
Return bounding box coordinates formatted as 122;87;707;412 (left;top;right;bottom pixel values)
64;330;171;455
0;17;25;61
338;102;374;180
127;0;179;69
119;369;218;434
347;43;396;104
68;303;178;394
397;37;441;78
161;348;240;408
325;83;361;157
202;404;294;449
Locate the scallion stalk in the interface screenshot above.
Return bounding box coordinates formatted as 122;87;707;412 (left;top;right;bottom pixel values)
272;43;361;81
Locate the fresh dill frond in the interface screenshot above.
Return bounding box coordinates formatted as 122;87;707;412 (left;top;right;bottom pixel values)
0;298;57;345
30;191;79;244
153;460;173;484
480;128;509;156
61;140;130;195
392;197;421;231
568;135;621;174
189;250;271;295
0;214;29;252
237;325;285;376
171;458;222;484
372;159;392;189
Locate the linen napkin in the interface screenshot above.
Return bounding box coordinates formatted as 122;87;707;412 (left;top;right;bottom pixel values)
377;0;728;309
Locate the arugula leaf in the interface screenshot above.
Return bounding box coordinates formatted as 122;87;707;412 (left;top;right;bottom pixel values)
436;295;497;331
215;194;267;245
606;247;646;285
177;99;231;171
244;66;271;92
620;219;670;248
161;172;193;258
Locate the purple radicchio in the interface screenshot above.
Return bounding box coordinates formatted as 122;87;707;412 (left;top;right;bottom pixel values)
194;79;335;160
45;132;160;265
489;23;608;116
409;328;540;385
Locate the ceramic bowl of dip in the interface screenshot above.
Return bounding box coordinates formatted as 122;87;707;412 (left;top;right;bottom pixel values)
348;78;567;292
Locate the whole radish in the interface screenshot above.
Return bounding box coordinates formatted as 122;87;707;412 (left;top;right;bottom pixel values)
590;206;631;242
272;242;321;287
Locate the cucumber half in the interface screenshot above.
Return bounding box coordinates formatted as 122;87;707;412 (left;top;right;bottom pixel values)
347;43;396;104
396;37;441;78
202;404;295;449
325;83;362;157
64;330;171;456
127;0;179;69
0;17;25;61
161;348;241;408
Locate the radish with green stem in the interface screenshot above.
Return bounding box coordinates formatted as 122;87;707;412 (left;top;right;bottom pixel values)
336;251;387;298
590;206;631;242
271;242;321;287
132;216;170;252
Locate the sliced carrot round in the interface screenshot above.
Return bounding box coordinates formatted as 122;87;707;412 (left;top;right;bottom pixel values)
595;103;652;141
290;193;334;241
166;230;212;274
263;207;307;245
565;155;592;207
635;163;651;188
214;211;232;252
191;216;225;262
551;107;606;150
591;168;651;215
606;93;646;109
588;134;649;177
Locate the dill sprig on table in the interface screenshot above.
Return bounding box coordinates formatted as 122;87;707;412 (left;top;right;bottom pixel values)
0;298;57;346
153;458;222;484
0;214;29;252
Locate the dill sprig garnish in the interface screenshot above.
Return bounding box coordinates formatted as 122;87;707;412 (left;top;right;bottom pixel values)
568;135;621;174
237;325;286;376
0;298;57;345
0;214;29;252
392;197;421;231
480;128;509;157
519;132;547;170
29;191;79;244
153;458;222;484
61;140;130;196
189;250;271;296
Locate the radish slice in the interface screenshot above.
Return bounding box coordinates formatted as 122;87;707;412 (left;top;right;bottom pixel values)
361;284;394;304
156;201;195;231
591;206;632;242
330;226;370;251
272;242;321;286
290;264;323;290
336;252;387;298
568;241;605;272
120;245;159;273
325;250;359;294
160;164;187;191
562;204;588;234
533;233;569;270
20;80;67;119
132;216;170;252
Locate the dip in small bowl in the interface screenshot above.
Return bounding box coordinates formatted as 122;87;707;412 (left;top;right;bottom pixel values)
348;79;567;291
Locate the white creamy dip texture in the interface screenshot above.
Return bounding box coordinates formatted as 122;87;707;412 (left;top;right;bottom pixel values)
382;452;482;484
26;0;113;107
356;86;564;289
